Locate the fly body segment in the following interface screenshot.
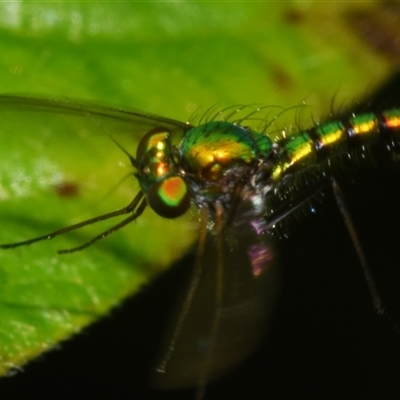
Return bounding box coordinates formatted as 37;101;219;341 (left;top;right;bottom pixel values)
1;95;400;398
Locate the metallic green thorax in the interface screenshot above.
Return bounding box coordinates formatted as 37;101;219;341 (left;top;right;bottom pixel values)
180;121;272;181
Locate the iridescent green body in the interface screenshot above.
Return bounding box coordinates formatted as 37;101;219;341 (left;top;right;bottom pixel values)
134;120;275;215
134;108;400;219
180;121;272;181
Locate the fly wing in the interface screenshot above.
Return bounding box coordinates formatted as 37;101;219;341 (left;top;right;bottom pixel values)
0;95;190;130
152;199;280;390
0;94;191;156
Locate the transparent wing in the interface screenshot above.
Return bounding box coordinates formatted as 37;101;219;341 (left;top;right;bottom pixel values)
0;94;191;156
152;200;281;391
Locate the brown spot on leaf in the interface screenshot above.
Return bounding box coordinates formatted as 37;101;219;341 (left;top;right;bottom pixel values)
284;8;305;25
346;3;400;63
53;181;80;198
271;64;294;91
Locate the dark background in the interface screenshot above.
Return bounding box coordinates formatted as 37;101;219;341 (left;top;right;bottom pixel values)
2;75;400;399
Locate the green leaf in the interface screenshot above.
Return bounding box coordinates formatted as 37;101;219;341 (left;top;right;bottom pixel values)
0;0;397;386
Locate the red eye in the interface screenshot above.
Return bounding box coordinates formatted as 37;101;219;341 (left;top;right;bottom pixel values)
146;175;191;218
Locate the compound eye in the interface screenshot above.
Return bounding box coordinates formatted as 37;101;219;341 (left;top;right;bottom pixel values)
136;128;170;164
146;175;191;218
